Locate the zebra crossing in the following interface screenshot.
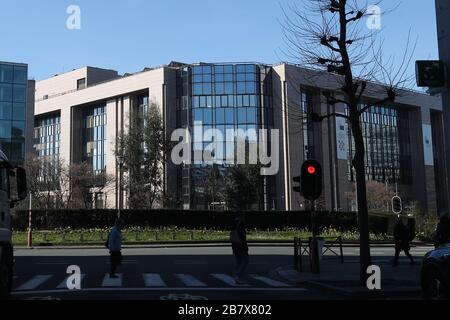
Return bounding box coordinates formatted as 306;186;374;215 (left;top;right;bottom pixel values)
12;273;301;293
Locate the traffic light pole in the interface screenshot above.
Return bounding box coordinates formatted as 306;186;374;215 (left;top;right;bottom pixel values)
310;200;320;274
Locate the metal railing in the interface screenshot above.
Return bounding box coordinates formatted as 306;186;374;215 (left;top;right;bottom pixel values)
294;236;344;272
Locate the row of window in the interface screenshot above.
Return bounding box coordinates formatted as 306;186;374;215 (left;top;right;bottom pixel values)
192;124;258;143
192;94;266;109
0;102;26;120
191;64;258;76
0;64;27;85
83;105;107;174
192;107;259;126
34;115;61;158
0;83;27;103
192;81;258;96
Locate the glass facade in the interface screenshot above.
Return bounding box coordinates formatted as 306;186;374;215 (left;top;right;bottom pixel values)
346;105;411;184
82;104;107;174
177;63;274;209
34;114;61;159
0;62;27;164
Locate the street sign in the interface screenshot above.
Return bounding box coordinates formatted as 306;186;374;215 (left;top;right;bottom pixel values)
392;196;403;215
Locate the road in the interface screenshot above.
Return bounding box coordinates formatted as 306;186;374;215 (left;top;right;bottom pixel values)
10;245;433;300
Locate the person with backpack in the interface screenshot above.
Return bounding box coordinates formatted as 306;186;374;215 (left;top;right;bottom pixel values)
392;218;415;266
230;216;249;285
106;218;124;278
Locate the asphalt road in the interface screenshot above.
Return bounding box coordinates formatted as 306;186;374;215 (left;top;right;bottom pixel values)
10;245;433;301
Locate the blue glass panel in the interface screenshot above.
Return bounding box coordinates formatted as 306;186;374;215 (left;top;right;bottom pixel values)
225;109;234;124
13;66;27;84
238;108;246;124
224;82;234;94
0;65;13;83
0;102;12;120
0;121;11;139
0;83;12;102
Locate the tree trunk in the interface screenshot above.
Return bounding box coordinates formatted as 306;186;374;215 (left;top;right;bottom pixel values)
350;108;372;286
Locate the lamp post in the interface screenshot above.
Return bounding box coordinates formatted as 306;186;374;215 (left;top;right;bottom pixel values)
27;192;32;248
117;155;125;218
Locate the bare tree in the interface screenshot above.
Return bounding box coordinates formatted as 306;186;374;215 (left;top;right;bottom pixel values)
282;0;415;284
346;181;394;214
24;154;114;209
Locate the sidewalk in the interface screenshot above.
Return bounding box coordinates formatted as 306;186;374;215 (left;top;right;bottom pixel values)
271;258;423;299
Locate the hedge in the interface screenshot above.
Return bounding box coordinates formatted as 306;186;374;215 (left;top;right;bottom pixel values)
12;209;391;234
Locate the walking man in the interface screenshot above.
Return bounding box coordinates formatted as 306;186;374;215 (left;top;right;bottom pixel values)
393;218;415;266
108;219;124;278
230;216;249;285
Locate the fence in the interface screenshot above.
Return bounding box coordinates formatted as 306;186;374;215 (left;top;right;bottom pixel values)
293;236;344;272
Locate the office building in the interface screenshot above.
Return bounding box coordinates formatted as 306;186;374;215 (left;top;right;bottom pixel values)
33;62;446;213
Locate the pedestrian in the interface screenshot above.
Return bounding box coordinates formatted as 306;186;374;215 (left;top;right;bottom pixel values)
230;215;249;285
433;213;450;248
392;218;415;266
107;218;124;278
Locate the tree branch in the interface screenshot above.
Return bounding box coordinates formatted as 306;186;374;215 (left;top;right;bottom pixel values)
358;91;396;115
311;112;350;122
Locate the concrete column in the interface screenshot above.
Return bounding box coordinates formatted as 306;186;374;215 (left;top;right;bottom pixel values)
436;0;450;211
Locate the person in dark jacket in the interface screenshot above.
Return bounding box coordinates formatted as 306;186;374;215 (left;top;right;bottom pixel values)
393;218;414;266
108;218;124;278
433;214;450;248
230;216;249;285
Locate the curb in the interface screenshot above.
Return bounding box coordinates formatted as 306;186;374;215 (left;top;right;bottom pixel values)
272;266;422;300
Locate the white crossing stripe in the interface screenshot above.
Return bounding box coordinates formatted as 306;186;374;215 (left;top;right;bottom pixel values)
101;274;122;287
211;274;250;287
143;274;166;287
57;274;86;289
250;275;292;287
176;274;206;287
15;275;53;291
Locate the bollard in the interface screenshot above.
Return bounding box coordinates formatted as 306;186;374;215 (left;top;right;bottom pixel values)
339;236;344;264
299;239;303;272
294;237;299;271
310;237;320;274
190;231;194;241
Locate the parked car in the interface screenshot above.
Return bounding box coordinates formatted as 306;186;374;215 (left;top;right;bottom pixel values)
421;243;450;300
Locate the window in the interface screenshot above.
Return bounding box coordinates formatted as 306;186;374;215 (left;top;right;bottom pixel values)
0;83;12;102
0;102;12;120
77;78;86;90
0;121;11;139
13;66;27;84
0;65;13;83
13;85;26;102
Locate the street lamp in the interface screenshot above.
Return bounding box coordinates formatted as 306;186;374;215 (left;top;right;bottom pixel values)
116;155;125;218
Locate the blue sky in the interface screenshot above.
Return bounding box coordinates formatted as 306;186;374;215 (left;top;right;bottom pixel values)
0;0;439;83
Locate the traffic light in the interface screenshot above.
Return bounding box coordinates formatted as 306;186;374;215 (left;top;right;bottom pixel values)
416;60;446;87
301;160;323;201
392;196;403;215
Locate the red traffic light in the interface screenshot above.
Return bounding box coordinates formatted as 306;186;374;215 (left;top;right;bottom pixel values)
307;166;317;175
